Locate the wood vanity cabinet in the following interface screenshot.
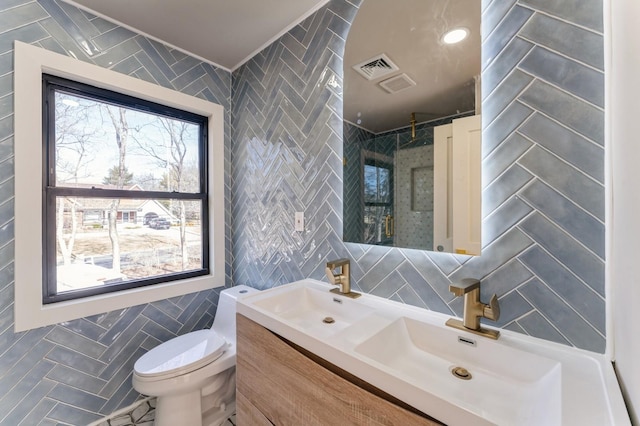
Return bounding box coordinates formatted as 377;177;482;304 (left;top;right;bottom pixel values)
236;314;444;425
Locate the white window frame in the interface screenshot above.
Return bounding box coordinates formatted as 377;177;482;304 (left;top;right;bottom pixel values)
14;41;226;332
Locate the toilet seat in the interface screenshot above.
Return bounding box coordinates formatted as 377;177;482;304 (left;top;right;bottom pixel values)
134;330;227;380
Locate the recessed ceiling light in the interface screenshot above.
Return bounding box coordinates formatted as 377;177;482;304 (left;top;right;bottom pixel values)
442;28;469;45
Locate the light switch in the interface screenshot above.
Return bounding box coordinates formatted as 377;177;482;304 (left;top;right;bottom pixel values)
295;211;304;231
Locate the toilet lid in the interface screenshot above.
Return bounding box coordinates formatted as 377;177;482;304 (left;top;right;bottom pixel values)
134;330;227;379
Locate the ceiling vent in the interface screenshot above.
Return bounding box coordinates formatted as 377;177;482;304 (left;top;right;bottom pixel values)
379;73;417;94
353;53;399;80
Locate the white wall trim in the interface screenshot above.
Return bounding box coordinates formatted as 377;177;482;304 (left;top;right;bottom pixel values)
13;41;226;332
603;0;613;362
606;0;640;421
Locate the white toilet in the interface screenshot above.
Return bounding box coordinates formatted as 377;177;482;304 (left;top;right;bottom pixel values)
132;285;258;426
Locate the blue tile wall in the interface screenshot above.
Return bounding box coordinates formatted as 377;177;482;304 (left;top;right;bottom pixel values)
0;0;605;422
0;0;232;423
231;0;605;355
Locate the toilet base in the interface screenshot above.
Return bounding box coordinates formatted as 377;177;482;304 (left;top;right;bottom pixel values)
203;400;235;426
202;369;236;425
150;368;236;426
154;392;235;426
155;389;202;426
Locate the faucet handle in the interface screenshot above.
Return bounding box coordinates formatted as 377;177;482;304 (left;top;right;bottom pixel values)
325;259;349;286
483;294;500;321
325;266;338;285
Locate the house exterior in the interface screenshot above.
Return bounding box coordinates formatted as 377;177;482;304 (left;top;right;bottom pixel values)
58;184;176;227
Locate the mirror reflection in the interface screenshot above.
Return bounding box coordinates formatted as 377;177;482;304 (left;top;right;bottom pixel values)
342;0;482;254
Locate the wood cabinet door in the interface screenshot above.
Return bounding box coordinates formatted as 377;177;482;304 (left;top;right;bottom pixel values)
236;314;444;426
237;391;274;426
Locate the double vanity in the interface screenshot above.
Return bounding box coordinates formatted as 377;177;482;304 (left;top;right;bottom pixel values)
236;279;630;425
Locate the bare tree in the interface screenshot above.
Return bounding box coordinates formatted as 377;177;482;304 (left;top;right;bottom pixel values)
134;117;197;269
132;172;163;190
104;106;130;273
160;118;190;268
55;96;100;265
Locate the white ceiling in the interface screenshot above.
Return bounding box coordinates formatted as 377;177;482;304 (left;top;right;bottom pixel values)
64;0;329;71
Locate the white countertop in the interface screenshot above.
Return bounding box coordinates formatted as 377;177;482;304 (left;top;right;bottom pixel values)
237;279;631;426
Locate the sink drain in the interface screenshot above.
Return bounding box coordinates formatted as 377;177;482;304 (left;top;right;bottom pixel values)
322;317;335;324
451;366;472;380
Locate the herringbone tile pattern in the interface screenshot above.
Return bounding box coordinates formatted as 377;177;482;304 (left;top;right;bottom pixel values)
0;0;606;423
232;0;605;353
0;0;232;423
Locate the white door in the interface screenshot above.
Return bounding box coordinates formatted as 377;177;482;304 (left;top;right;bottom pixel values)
433;115;482;255
452;114;482;255
433;124;453;253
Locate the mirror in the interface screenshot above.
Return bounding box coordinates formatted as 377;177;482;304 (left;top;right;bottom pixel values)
342;0;482;254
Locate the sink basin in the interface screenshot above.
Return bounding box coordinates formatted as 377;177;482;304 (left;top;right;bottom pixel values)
251;285;374;338
355;316;562;425
237;279;630;426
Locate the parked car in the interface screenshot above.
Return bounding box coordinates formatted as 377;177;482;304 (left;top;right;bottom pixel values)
149;218;171;230
143;212;159;225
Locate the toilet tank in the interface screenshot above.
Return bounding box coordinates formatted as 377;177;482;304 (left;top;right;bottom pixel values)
212;285;259;341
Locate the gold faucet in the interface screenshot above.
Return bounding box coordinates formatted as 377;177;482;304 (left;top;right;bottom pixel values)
446;278;500;339
325;259;360;299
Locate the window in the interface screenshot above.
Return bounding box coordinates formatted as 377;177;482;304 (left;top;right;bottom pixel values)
43;75;210;303
14;42;225;331
363;158;393;245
